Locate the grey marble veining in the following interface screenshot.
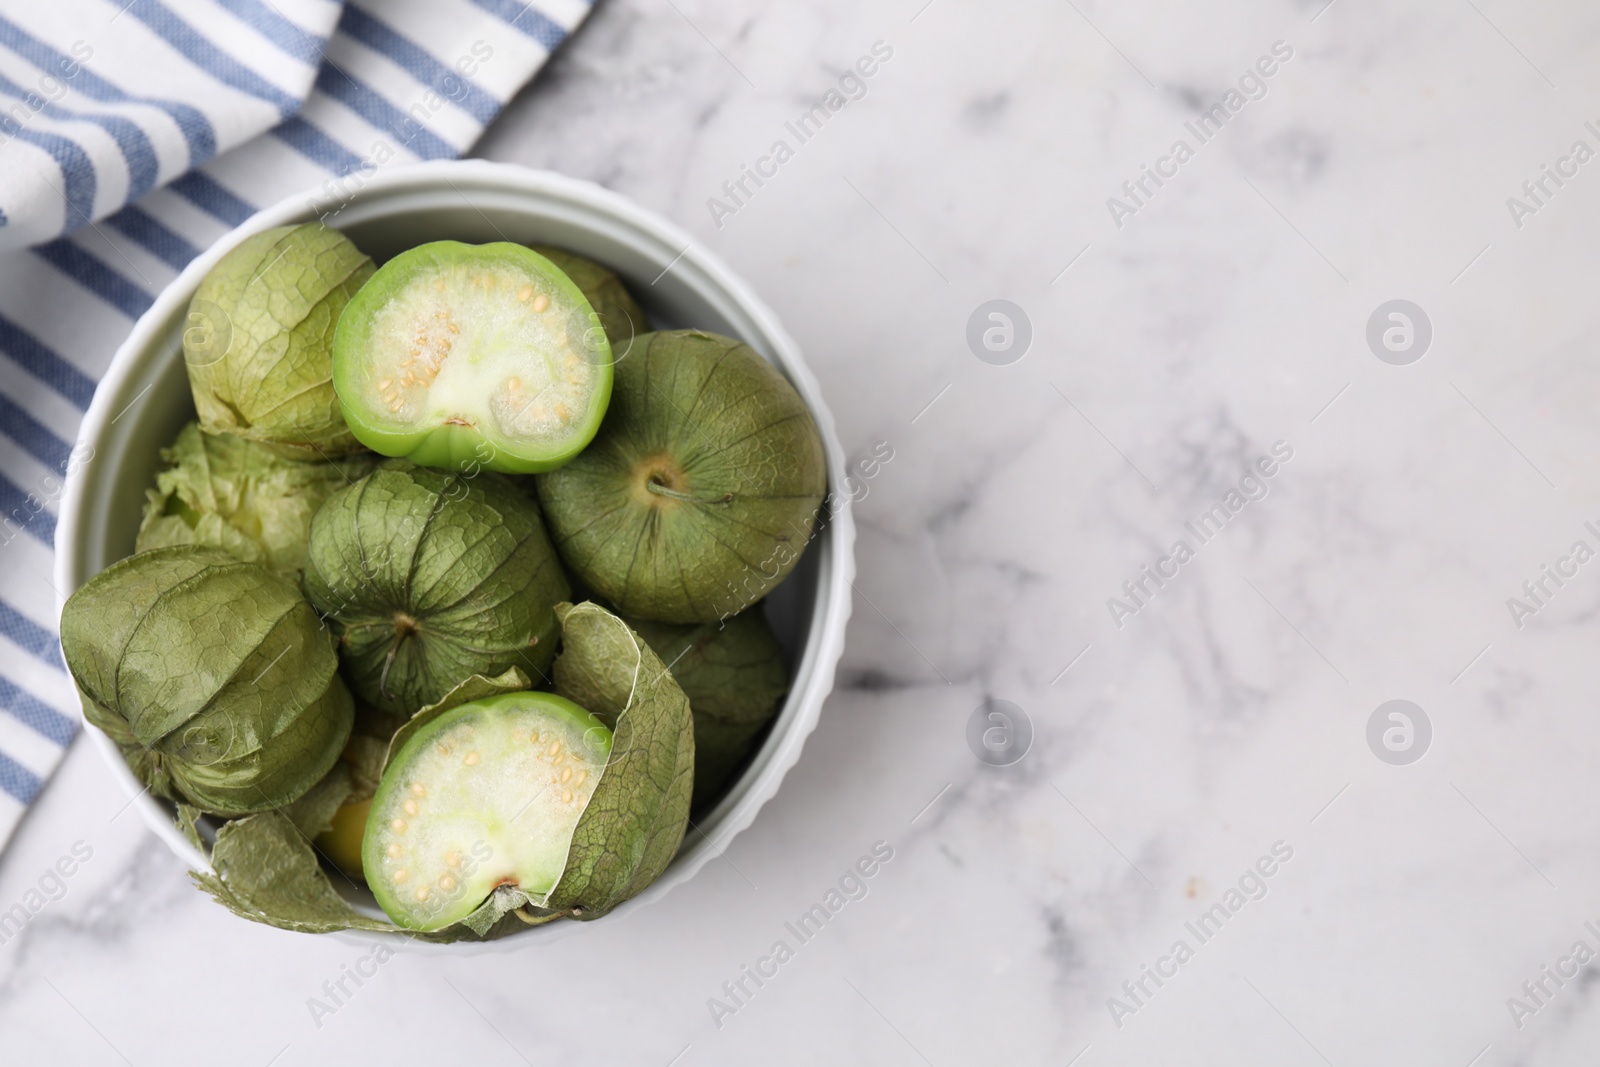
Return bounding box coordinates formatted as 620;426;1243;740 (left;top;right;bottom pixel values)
5;0;1600;1063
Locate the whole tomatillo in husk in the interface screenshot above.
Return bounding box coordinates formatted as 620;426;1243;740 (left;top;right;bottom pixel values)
627;610;789;810
302;460;570;716
331;241;614;473
185;223;374;456
135;421;377;574
60;545;353;815
536;331;827;623
530;245;646;349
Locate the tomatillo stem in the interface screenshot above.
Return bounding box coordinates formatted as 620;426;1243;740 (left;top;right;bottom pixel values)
645;479;733;505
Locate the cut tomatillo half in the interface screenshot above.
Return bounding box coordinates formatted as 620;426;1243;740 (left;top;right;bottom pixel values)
332;241;614;474
363;691;612;931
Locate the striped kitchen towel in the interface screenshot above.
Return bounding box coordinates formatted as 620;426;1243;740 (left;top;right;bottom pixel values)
0;0;592;851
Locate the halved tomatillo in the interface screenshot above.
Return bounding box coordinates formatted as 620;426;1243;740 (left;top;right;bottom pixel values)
363;691;612;931
332;241;613;474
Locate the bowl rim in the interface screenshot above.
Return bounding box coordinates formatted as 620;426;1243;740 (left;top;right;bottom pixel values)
53;159;856;950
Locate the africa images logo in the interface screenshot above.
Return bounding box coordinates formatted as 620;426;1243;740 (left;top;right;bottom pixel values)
705;41;895;229
1106;841;1295;1029
1105;41;1295;229
1106;441;1294;628
706;841;895;1029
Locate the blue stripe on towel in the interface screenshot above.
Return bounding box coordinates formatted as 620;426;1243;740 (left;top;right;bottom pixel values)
313;67;454;159
0;75;160;203
0;598;64;671
0;12;217;166
0;393;73;474
0;473;56;547
123;0;302;118
104;204;202;271
0;676;76;747
0;751;42;805
337;5;498;125
0;314;97;410
272;115;369;175
469;0;569;49
167;172;256;226
0;126;96;231
32;240;155;319
215;0;327;66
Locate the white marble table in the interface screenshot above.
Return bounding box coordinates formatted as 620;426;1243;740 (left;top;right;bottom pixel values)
6;0;1600;1063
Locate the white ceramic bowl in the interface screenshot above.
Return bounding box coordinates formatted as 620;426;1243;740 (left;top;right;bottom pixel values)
54;160;855;948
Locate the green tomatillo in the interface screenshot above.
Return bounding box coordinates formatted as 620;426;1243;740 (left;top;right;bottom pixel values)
364;691;612;930
302;460;570;716
60;545;353;815
529;245;646;350
361;602;694;933
331;241;614;474
136;421;376;574
184;222;374;457
536;330;827;623
627;610;789;810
